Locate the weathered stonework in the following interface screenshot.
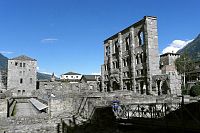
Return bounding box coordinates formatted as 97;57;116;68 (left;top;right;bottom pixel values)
160;53;181;95
0;99;7;118
7;55;37;97
101;16;181;95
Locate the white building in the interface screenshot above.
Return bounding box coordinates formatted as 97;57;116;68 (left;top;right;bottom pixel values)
60;72;82;83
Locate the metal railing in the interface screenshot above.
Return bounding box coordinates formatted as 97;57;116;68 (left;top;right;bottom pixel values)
113;102;181;119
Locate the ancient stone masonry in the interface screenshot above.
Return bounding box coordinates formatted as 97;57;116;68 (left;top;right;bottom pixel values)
0;69;7;91
101;16;181;95
7;55;37;97
159;53;181;95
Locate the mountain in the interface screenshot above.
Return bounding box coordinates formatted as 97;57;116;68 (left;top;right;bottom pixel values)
37;72;53;80
0;53;8;70
0;53;53;80
177;34;200;61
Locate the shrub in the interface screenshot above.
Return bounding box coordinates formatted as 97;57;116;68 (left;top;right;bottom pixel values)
190;85;200;97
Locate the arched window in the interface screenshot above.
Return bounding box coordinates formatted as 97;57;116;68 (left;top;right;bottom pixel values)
114;40;118;53
125;37;130;51
138;31;144;46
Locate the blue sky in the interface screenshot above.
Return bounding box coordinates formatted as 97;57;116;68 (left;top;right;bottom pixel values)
0;0;199;76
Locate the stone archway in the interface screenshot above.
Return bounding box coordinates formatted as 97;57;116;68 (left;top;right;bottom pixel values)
113;81;120;91
106;83;110;92
161;80;170;94
124;81;131;90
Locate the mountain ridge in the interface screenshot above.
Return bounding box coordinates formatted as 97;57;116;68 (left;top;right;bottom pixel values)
177;34;200;61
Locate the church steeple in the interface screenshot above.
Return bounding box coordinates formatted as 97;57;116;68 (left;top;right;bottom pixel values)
51;72;56;82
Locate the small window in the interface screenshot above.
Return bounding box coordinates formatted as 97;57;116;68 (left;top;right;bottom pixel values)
15;62;18;66
23;63;26;67
19;71;22;76
125;37;130;51
113;62;115;69
71;76;73;78
22;90;25;95
138;31;144;46
116;61;119;69
20;78;23;84
76;76;78;78
20;63;22;67
30;78;32;84
127;72;130;77
114;40;118;53
141;69;144;76
136;70;139;76
17;90;21;95
105;46;110;56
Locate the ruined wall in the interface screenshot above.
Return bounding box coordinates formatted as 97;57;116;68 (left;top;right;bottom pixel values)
0;114;58;133
51;97;74;117
168;73;181;95
0;99;7;118
102;16;161;94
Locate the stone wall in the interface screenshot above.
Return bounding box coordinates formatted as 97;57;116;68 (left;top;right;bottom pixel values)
0;114;58;133
0;99;7;118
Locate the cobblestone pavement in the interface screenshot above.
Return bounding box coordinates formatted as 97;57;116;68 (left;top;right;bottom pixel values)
15;102;39;116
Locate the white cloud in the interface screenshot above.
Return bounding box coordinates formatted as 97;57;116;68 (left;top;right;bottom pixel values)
0;51;14;54
162;39;193;54
41;38;58;43
36;67;40;70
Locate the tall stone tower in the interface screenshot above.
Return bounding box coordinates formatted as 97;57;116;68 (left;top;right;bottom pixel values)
7;55;37;96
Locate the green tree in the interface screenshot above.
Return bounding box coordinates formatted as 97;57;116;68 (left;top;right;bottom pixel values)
175;53;195;88
190;84;200;96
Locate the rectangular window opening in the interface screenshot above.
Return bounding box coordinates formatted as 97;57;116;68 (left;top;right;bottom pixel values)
15;62;18;66
20;78;23;84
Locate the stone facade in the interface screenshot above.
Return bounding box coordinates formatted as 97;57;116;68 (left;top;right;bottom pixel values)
159;53;181;95
101;16;181;95
0;99;7;118
7;55;37;97
0;70;7;92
